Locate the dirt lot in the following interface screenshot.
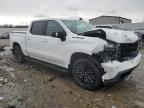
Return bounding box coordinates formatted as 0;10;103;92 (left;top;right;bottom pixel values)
0;39;144;108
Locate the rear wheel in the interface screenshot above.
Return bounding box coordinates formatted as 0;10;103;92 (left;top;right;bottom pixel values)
13;45;25;63
72;58;102;90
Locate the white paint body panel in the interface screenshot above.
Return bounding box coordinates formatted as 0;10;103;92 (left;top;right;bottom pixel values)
10;32;27;55
99;28;138;43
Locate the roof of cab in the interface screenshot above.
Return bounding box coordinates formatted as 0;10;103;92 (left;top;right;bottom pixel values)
31;18;82;22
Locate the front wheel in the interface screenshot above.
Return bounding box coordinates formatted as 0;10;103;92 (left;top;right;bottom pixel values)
72;58;102;90
13;45;25;63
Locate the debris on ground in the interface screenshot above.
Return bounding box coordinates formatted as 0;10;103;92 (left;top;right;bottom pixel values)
108;94;111;97
47;76;56;82
112;106;117;108
0;77;8;87
5;67;15;72
0;66;15;72
50;84;56;89
0;66;7;71
6;67;15;79
23;79;27;82
0;66;15;79
0;45;6;51
8;72;15;79
5;96;25;108
93;98;101;101
134;100;144;108
0;56;3;60
0;96;4;102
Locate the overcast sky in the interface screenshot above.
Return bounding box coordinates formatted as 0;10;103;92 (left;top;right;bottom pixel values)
0;0;144;25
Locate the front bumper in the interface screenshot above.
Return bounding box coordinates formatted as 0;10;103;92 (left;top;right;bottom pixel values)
101;52;142;84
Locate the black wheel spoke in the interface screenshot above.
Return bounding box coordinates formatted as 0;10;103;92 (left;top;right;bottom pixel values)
85;76;92;86
87;74;96;79
87;76;95;85
79;76;85;84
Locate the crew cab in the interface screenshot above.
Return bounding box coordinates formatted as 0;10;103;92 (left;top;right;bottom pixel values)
10;18;142;90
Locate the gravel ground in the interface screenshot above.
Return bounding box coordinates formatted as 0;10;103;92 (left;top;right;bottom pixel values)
0;39;144;108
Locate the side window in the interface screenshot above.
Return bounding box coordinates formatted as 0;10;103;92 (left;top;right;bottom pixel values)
46;21;66;37
30;21;47;35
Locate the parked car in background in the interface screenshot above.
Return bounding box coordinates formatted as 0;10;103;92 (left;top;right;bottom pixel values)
141;33;144;43
135;29;144;43
0;32;10;39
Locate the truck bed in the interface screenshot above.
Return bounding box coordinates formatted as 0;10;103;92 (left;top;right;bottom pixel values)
10;31;27;55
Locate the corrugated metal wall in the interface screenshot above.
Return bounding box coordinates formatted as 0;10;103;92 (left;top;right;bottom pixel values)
114;23;144;31
94;23;144;33
89;17;131;25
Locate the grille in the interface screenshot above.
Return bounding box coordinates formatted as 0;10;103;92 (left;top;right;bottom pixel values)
118;41;138;61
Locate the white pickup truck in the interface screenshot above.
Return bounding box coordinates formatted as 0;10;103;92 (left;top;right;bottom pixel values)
10;18;142;90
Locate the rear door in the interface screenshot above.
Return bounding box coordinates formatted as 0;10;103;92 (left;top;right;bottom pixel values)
26;21;48;60
43;20;67;66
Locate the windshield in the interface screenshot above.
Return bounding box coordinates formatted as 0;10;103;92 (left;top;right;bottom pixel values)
62;20;95;34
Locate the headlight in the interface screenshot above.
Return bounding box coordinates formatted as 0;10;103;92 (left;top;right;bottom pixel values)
104;41;118;48
106;43;114;48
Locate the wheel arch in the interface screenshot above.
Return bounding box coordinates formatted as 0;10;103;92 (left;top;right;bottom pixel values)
70;52;90;65
12;42;22;55
68;52;104;75
68;52;90;72
13;42;20;47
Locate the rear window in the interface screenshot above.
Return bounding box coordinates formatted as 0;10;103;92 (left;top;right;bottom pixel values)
30;21;47;35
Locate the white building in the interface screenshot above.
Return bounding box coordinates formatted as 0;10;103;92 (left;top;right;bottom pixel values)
89;16;132;25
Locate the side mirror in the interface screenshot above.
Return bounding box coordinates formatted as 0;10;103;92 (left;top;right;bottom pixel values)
52;32;66;41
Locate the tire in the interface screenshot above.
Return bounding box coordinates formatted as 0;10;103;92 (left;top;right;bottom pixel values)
13;45;25;63
72;58;102;90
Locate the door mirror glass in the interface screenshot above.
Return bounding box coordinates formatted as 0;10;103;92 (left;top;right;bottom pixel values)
52;32;66;41
46;20;67;41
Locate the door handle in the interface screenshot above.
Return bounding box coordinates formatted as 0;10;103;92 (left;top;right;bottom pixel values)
27;38;30;40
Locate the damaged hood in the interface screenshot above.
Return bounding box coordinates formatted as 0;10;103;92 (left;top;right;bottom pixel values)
79;28;138;43
101;28;138;43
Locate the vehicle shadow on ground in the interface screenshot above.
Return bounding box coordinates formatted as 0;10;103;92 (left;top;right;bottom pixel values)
24;58;72;81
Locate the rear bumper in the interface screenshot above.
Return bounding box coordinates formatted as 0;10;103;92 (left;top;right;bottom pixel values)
101;52;142;85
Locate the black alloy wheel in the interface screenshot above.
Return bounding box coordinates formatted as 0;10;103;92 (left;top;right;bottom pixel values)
72;58;102;90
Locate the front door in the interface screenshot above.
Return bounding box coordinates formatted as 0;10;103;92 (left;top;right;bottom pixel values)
42;20;67;66
27;20;67;67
